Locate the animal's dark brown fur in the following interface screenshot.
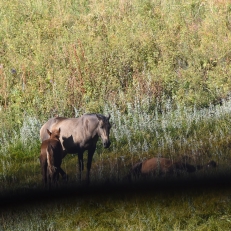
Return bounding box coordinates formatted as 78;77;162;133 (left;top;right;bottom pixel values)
39;128;63;188
196;160;217;171
129;157;217;180
130;157;193;178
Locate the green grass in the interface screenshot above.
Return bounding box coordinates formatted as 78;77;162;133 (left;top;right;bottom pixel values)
1;98;231;230
1;97;231;192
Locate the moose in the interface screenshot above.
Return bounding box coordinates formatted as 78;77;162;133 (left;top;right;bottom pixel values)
39;128;63;188
40;113;111;184
129;157;217;180
196;160;217;170
130;157;196;179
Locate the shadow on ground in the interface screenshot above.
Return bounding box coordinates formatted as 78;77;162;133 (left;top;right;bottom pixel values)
1;170;231;210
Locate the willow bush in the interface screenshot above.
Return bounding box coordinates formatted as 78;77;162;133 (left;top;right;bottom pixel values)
1;0;231;125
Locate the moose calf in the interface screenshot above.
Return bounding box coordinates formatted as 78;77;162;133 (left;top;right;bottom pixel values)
129;157;217;180
39;128;63;188
130;157;195;179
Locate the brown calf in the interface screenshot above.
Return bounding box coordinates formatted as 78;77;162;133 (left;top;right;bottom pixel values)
129;157;217;180
130;157;195;179
39;128;63;188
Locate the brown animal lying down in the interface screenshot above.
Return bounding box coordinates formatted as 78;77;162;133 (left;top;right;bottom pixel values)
130;157;217;179
39;128;63;188
196;160;217;170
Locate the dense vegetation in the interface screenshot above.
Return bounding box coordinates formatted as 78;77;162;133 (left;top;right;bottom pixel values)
1;0;231;230
1;0;231;122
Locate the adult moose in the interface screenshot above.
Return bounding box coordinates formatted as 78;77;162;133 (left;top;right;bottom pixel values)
40;113;111;184
39;128;63;188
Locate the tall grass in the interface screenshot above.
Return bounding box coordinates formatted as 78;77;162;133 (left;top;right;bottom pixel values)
1;94;231;190
105;94;231;164
1;94;230;156
1;0;231;122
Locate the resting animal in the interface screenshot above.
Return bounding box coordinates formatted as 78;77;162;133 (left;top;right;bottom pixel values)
130;157;196;178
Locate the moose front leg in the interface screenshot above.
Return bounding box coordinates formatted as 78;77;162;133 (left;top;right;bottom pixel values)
78;152;84;182
39;156;48;188
86;147;96;185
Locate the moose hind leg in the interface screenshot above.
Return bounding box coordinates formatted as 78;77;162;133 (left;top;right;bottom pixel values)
78;152;84;182
40;158;48;188
53;171;59;187
59;150;68;181
59;167;68;181
47;170;51;189
86;151;94;185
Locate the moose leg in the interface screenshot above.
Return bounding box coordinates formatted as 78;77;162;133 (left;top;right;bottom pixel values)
58;150;68;181
53;171;58;188
59;167;68;181
42;166;46;186
86;148;95;185
40;157;47;188
42;170;47;187
78;152;84;182
47;169;51;189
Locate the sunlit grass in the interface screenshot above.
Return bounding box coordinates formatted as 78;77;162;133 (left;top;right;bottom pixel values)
1;0;231;120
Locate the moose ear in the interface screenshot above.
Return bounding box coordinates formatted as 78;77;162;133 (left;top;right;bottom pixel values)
107;114;111;120
46;129;52;136
96;114;103;121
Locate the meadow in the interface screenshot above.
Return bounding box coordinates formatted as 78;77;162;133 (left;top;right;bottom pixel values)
1;99;231;230
1;0;231;230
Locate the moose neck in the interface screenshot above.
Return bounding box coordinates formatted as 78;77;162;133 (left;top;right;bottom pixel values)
87;116;100;139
